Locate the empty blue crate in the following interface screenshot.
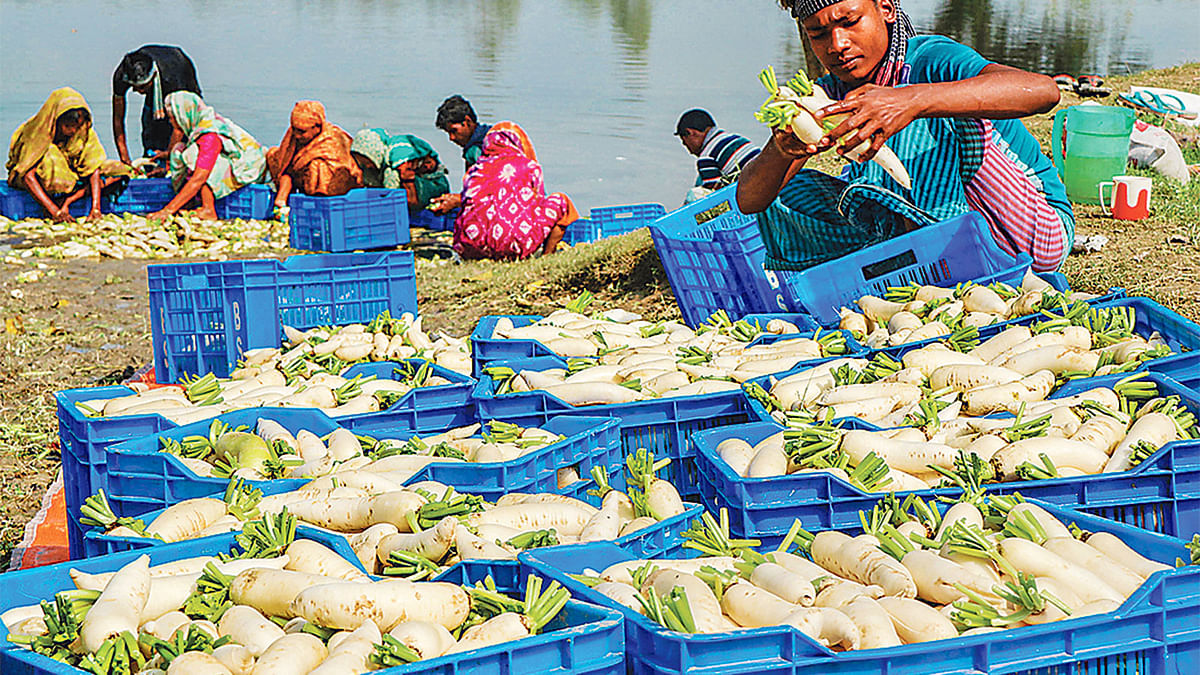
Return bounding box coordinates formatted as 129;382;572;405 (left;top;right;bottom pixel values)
290;187;410;252
564;202;666;244
106;177;173;214
521;500;1199;675
149;250;418;382
776;211;1033;326
0;182;95;220
650;186;788;326
214;183;273;220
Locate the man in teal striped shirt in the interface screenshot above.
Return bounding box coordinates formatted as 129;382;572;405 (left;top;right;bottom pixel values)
676;109;761;189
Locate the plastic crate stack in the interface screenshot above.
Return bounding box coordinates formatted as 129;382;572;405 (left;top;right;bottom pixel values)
562;202;667;245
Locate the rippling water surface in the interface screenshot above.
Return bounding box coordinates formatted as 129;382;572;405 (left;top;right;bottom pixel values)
2;0;1195;210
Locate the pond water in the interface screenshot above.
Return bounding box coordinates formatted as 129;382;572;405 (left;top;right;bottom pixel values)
1;0;1196;212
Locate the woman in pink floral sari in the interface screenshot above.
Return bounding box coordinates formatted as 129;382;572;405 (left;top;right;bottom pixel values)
450;127;578;260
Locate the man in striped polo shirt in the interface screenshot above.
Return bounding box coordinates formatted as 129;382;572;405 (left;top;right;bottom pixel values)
676;109;761;190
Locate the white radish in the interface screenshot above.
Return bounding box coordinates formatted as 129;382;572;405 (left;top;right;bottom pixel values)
144;498;227;542
448;612;532;653
376;516;458;563
284;539;370;581
747;561;815;606
387;620;456;660
230;568;340;618
841;596;902;648
781;606;860;650
211;644;256;675
310;622;381;675
999;537;1123;604
250;632;328;674
217;605;286;658
715;438;755;476
1042;537;1144;596
1084;532;1171;579
721;581;798;628
290;579;470;632
1103;412;1178;472
81;554;151;652
990;437;1109;479
876;596;958;644
812;531;916;598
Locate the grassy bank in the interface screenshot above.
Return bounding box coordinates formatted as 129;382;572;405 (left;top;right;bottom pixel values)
0;63;1196;569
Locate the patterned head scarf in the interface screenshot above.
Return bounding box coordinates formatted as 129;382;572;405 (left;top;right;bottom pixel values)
6;87;106;182
165;91;220;144
350;128;389;169
789;0;916;93
165;91;265;186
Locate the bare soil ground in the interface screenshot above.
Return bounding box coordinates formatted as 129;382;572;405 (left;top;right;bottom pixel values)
1;64;1196;569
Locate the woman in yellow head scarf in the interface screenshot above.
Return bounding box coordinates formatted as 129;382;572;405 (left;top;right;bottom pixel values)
6;87;128;222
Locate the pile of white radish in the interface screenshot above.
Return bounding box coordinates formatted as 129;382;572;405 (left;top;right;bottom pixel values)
842;273;1155;352
157;418;568;482
576;493;1181;651
74;359;454;427
762;313;1184;428
732;370;1195;490
84;450;689;579
271;309;472;377
3;529;574;674
488;308;845;406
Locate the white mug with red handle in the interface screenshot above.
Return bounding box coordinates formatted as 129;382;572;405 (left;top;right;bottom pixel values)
1098;175;1152;220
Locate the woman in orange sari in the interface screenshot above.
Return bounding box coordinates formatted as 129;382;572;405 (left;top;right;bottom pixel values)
266;101;362;211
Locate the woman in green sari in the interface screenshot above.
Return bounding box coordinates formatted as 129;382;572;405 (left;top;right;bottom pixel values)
350;129;450;210
150;91;266;220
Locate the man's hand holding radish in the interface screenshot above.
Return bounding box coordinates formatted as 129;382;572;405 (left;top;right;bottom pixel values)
815;82;922;162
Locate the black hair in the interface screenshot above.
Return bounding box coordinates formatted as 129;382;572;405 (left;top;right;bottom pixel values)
675;109;715;135
57;107;91;127
436;95;476;130
117;51;155;85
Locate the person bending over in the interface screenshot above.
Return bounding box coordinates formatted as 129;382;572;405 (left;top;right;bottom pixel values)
676;109;761;191
112;45;201;173
736;0;1073;272
350;129;450;211
7;87;130;222
266;101;363;211
149;92;266;221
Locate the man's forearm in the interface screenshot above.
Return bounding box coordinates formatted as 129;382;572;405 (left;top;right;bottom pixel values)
736;139;808;214
112;96;130;163
911;65;1060;120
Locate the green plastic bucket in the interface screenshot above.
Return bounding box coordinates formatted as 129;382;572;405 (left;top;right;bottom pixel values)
1052;105;1135;205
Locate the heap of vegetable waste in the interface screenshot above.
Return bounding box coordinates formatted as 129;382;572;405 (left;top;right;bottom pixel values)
2;517;573;674
7;213;288;260
728;368;1194;490
83;450;688;579
756;65;912;189
486;301;846;405
74;358;452;426
575;492;1185;649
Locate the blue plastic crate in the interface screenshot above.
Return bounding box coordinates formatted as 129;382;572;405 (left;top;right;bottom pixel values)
410;206;456;231
213;182;273;220
472;356;760;498
2;539;626;675
650;186;788;326
697;370;1200;539
105;177;174;214
521;499;1199;675
564;203;667;245
100;406;616;522
149;251;418;383
289;188;410;252
776;211;1033;326
56;359;474;557
0;182;97;220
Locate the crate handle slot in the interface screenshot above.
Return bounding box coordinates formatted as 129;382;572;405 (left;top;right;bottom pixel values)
860;249;917;282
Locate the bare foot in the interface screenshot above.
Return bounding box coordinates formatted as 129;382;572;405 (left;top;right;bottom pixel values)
182;207;219;221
